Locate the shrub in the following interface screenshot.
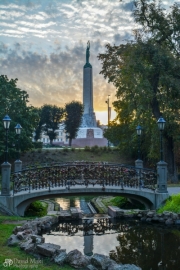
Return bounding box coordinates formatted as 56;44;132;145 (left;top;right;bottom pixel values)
33;142;43;149
158;194;180;213
84;146;91;151
91;145;99;153
25;200;48;217
71;147;75;152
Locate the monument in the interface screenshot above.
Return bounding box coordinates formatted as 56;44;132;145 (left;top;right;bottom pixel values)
81;41;97;128
72;41;108;147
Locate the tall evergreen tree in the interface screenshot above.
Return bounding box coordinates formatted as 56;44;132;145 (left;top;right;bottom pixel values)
64;101;83;146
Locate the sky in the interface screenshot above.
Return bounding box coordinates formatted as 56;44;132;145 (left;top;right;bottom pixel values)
0;0;176;124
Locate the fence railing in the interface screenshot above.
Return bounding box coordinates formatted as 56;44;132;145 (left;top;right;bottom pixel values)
11;162;157;195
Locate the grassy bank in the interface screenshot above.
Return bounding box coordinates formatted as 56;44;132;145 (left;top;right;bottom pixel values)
0;215;73;270
18;147;133;168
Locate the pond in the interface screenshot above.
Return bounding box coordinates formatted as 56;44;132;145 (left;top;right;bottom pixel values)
44;196;180;270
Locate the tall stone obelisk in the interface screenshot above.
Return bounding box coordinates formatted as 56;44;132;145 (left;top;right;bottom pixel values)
82;41;97;127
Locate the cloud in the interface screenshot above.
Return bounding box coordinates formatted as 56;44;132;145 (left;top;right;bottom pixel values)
0;0;137;112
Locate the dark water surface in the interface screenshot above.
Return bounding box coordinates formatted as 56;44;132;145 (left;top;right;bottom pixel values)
46;196;180;270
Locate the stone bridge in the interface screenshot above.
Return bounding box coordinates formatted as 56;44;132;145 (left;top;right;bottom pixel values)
0;161;169;216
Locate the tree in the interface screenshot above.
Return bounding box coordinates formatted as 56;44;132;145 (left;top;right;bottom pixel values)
64;101;83;146
38;104;64;145
0;75;39;160
98;1;180;180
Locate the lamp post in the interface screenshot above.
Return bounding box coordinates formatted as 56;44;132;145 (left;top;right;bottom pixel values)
136;125;142;160
1;115;11;196
15;124;22;160
3;115;11;163
105;95;110;147
157;117;166;161
156;116;167;193
135;125;143;170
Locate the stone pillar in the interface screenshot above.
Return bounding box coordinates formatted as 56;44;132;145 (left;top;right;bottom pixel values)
1;162;11;196
135;159;143;169
14;160;22;172
156;161;168;193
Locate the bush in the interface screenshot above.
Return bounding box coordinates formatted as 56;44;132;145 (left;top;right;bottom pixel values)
25;200;48;217
84;146;91;151
62;147;68;152
158;194;180;213
33;142;43;149
91;145;99;153
71;147;75;152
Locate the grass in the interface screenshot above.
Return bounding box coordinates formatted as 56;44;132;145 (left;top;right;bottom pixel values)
0;215;74;270
157;194;180;213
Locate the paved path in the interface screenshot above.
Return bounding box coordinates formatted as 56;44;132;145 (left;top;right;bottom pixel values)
167;187;180;195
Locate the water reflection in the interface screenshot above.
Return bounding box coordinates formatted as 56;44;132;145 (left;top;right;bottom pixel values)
55;196;92;214
43;220;180;270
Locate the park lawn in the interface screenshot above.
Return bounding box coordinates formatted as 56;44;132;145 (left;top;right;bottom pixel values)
0;215;73;270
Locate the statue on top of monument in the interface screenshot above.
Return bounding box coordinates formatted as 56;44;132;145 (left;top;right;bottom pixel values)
86;41;90;63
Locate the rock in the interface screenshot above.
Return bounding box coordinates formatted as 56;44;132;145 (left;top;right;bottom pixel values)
151;216;159;222
54;249;67;265
19;239;35;253
7;234;21;246
113;264;141;270
13;226;23;234
171;213;178;220
17;231;26;240
36;243;61;257
147;211;155;218
91;253;114;270
31;235;45;244
86;265;98;270
146;218;152;222
140;217;146;222
66;249;90;269
165;219;174;225
175;219;180;225
158;218;165;223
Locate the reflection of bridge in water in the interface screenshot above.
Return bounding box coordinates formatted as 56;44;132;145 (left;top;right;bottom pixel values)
45;216;132;256
0;162;169;216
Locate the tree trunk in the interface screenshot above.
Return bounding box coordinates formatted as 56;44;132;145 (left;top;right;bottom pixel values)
69;138;72;147
164;135;177;182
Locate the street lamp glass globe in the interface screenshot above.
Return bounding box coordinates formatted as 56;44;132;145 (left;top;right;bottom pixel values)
15;123;22;134
3;115;11;129
157;117;166;131
136;125;142;136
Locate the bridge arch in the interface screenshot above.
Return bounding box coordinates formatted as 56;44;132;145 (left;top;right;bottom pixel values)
14;187;155;216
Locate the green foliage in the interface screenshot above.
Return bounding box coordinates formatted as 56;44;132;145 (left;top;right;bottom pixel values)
36;104;64;145
109;196;145;210
0;75;40;161
91;145;99;153
33;141;43;149
158;194;180;213
84;146;91;151
110;196;127;207
98;1;180;176
64;101;83;146
25;201;48;217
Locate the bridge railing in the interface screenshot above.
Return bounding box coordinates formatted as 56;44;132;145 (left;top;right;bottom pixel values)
11;162;157;195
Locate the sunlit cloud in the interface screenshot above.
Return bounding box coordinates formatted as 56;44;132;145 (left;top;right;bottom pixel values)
0;0;173;124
